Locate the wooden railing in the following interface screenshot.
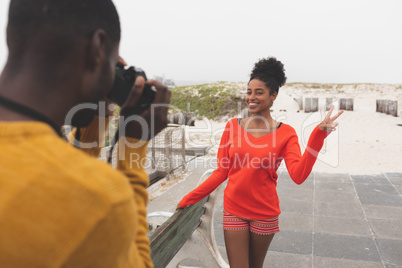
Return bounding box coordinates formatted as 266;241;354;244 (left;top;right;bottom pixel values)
149;196;209;268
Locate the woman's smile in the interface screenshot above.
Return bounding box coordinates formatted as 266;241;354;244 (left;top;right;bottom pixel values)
248;102;259;109
246;79;276;114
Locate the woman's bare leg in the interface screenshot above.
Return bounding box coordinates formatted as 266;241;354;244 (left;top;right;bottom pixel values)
224;230;250;268
249;232;275;268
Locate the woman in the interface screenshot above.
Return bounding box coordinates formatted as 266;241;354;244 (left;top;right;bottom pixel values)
177;57;343;268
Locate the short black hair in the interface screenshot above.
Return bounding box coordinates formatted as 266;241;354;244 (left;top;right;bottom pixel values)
250;57;287;95
7;0;120;64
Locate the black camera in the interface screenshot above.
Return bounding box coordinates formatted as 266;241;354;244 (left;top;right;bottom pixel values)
108;63;156;113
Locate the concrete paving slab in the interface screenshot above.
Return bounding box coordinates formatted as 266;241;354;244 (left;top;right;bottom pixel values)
362;204;402;221
351;174;390;185
314;200;365;219
354;183;402;206
375;239;402;266
385;174;402;186
217;246;228;263
314;233;381;262
147;187;183;213
368;219;402;240
385;172;402;179
277;180;314;190
315;180;355;192
213;207;224;247
269;230;312;255
314;256;383;268
395;185;402;195
264;251;312;268
314;216;372;237
384;263;402;268
314;189;359;202
279;213;313;232
277;187;314;202
177;258;205;267
279;198;313;215
314;172;351;183
277;173;314;189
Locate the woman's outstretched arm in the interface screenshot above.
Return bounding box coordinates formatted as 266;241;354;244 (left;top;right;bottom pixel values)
283;106;343;184
178;120;233;208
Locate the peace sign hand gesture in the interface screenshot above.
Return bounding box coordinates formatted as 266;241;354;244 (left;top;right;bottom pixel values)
318;105;344;132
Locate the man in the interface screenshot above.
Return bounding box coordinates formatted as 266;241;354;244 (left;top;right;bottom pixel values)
0;0;170;267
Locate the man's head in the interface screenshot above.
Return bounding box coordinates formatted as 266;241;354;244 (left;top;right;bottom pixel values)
7;0;120;66
5;0;121;126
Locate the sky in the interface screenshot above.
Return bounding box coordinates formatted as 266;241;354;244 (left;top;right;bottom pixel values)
0;0;401;84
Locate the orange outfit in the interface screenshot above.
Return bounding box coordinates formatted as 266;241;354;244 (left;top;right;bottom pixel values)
179;118;329;219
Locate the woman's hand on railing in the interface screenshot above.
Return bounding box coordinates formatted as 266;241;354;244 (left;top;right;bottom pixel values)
175;204;183;211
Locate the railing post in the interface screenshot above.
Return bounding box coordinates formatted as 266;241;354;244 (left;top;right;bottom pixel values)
339;98;346;110
152;135;156;170
305;98;311;113
181;127;186;171
385;100;390;115
169;130;174;177
311;97;318;112
165;130;170;179
346;98;354;111
389;100;398;117
376;100;380;113
297;96;303;111
304;98;318;113
326;98;332;111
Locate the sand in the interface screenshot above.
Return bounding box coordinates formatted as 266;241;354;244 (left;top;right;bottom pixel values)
185;83;402;175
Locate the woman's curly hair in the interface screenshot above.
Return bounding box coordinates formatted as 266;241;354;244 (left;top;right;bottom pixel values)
250;57;287;95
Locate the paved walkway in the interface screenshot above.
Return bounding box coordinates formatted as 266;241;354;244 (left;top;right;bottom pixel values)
147;157;402;267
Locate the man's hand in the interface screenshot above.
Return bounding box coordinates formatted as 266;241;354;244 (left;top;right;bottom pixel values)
120;77;171;140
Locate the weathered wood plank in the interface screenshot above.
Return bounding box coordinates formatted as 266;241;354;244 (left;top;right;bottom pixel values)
151;204;203;251
376;99;398;117
304;98;318;113
326;98;332;111
304;98;311;113
389;100;398;117
339;98;346;110
150;196;209;268
148;171;167;186
339;98;353;111
346;98;354;111
376;100;381;113
295;96;303;111
153;209;205;267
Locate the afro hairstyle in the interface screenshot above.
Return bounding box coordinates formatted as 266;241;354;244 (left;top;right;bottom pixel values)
250;57;287;95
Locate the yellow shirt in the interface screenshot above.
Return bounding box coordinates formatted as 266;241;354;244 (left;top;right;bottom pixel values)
0;120;152;268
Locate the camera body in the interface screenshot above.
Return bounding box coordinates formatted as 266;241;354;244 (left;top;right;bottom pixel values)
108;63;156;113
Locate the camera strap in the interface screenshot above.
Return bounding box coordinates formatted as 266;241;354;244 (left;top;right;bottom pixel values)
0;95;62;137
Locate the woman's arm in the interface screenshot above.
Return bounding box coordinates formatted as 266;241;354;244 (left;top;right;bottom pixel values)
284;106;343;184
178;121;233;208
283;126;329;184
